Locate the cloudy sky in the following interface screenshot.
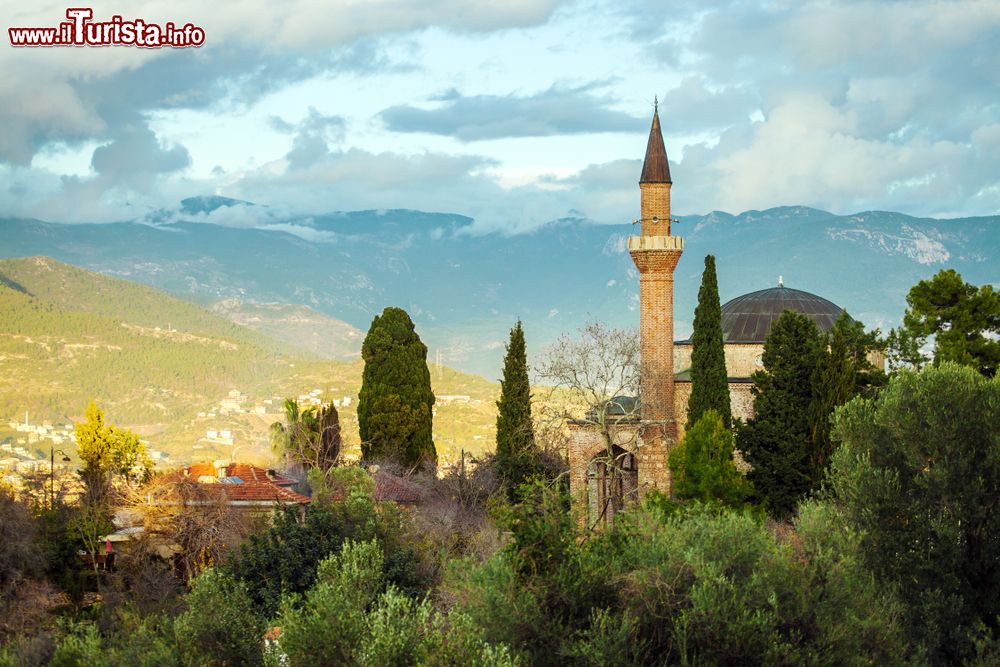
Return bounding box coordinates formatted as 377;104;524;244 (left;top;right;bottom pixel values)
1;0;998;232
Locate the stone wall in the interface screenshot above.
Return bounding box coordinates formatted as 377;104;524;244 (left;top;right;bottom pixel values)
674;342;764;378
673;380;755;438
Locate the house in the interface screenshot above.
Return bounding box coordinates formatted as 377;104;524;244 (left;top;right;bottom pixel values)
160;461;311;509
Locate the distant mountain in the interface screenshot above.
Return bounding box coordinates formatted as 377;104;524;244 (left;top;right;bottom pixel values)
1;204;997;377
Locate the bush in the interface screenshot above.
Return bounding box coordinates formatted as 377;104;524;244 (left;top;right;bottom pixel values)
445;498;906;665
669;409;752;508
278;539;515;666
174;569;263;667
227;466;424;618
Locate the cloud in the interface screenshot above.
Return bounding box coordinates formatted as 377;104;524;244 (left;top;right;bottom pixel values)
380;83;645;140
610;0;1000;217
271;108;347;169
660;76;757;133
91;119;191;189
0;0;565;166
673;95;1000;217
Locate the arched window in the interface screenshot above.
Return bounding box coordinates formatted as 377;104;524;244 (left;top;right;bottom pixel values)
586;446;638;528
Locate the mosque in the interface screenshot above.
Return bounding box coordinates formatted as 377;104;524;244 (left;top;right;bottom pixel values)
567;104;877;528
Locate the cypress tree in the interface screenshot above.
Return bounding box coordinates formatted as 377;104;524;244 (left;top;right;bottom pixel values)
495;320;537;493
807;313;859;485
807;312;887;486
687;255;732;428
737;310;820;518
358;307;436;468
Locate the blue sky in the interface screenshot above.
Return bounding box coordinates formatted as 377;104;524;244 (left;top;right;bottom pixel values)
1;0;998;232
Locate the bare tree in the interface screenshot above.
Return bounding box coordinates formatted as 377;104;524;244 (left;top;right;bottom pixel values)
534;320;642;530
127;476;251;580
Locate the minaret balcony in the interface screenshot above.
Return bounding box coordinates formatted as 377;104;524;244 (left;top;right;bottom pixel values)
627;235;684;252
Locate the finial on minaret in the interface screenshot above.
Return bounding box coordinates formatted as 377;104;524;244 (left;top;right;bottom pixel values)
654;95;658;113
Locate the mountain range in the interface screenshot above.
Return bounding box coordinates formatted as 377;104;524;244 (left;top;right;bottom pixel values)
2;198;998;378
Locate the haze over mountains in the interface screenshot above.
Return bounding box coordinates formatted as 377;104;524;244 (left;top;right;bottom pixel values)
2;198;998;377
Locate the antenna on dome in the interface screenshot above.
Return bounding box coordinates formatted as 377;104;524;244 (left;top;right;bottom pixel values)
778;275;784;288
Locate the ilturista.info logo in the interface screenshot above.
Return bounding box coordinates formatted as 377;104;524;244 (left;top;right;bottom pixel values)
8;8;205;48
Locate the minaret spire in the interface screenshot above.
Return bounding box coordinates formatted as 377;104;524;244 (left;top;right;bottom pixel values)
640;104;671;184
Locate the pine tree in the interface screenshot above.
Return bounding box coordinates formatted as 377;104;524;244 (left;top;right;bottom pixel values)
669;409;752;507
687;255;732;428
358;307;436;469
899;269;1000;377
737;311;821;518
495;321;537;493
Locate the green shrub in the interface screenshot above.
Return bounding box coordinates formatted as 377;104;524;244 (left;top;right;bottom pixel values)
174;569;263;667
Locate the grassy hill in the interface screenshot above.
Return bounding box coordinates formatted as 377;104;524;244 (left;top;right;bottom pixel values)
0;256;296;424
0;257;502;465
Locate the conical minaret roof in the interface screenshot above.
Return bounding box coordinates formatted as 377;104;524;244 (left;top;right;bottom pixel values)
639;101;671;184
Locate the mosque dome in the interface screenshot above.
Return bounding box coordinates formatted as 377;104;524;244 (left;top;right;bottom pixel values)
719;283;847;344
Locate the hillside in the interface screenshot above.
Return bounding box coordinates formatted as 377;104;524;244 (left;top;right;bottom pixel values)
0;257;502;466
211;299;362;360
0;257;295;425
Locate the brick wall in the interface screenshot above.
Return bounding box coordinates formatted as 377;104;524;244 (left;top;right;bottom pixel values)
673;380;755;438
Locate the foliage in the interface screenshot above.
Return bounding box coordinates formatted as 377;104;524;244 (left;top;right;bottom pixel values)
826;363;1000;664
669;409;752;507
687;255;732;428
358;307;437;468
226;466;422;619
446;497;906;666
896;268;1000;377
278;539;517;666
174;568;264;667
75;401;150;501
807;312;886;485
738;311;821;518
270;398;342;471
495;321;539;496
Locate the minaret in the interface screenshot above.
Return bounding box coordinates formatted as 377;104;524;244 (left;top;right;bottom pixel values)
629;100;683;496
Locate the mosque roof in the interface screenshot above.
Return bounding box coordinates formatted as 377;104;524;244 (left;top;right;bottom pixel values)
717;284;847;344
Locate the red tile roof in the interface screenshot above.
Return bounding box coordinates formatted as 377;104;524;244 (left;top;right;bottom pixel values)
163;463;310;505
182;463;298;486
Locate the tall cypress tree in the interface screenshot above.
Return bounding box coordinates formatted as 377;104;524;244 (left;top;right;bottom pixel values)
358;307;436;468
495;320;537;493
688;255;732;428
808;312;887;485
737;311;820;518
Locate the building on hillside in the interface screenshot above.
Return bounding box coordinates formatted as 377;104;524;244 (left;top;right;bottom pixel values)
567;103;883;529
159;461;311;509
568;102;682;529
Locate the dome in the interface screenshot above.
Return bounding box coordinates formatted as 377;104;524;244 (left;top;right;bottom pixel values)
719;285;846;344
